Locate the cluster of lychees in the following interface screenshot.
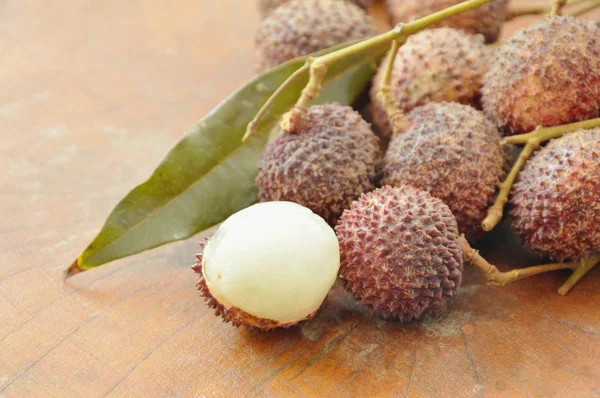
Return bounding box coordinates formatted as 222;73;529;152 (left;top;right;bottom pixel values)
194;0;600;330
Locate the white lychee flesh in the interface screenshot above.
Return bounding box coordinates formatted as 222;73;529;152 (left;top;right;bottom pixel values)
202;201;340;324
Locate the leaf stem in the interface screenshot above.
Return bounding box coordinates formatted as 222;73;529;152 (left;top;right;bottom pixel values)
482;117;600;232
377;31;410;135
459;236;597;294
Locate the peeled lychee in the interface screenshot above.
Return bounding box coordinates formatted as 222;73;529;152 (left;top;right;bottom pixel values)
258;0;372;18
386;0;508;43
369;28;490;139
510;128;600;261
254;0;378;72
482;16;600;135
382;102;507;241
256;103;381;225
193;201;340;330
335;185;463;321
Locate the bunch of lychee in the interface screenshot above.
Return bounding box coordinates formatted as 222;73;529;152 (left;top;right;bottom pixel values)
193;0;600;329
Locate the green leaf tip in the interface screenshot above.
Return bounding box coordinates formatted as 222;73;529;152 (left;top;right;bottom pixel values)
64;259;85;279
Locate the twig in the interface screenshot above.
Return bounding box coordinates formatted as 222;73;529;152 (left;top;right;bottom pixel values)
377;30;410;135
482;117;600;232
568;0;600;16
550;0;568;16
459;236;599;295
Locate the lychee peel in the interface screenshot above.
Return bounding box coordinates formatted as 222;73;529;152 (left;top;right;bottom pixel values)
258;0;371;18
382;102;507;241
510;128;600;261
257;103;381;225
370;28;490;139
482;16;600;135
193;202;340;330
254;0;377;72
336;186;463;321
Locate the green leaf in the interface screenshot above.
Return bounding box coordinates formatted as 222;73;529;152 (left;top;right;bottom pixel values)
68;41;386;276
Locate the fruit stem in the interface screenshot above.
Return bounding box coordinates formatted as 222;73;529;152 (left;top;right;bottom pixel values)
377;31;410;135
244;64;309;141
558;256;599;295
242;0;496;141
506;0;596;20
568;0;600;16
505;4;549;20
459;236;595;294
482;135;541;231
550;0;568;16
482;117;600;231
503;117;600;145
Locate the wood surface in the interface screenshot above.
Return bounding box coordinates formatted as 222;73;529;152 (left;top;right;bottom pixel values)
1;1;599;397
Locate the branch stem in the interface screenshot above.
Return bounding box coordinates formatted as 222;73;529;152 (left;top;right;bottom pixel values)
506;0;588;20
503;118;600;145
482;136;541;231
550;0;568;16
558;257;600;295
243;65;309;141
459;236;598;294
482;117;600;231
568;0;600;16
377;32;410;135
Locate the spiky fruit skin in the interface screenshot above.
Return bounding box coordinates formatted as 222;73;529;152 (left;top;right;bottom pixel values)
193;240;315;330
482;17;600;135
386;0;508;43
382;103;507;242
369;28;490;139
254;0;377;72
336;186;463;321
258;0;371;18
510;129;600;262
257;103;381;224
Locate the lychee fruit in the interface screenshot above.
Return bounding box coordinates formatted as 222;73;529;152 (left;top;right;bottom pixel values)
254;0;378;72
369;28;490;139
335;185;463;321
510;128;600;261
385;0;508;43
256;103;381;225
382;102;507;242
258;0;372;18
482;16;600;135
193;201;340;330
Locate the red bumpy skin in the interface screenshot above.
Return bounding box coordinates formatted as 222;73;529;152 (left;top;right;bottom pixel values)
254;0;377;72
335;186;463;321
369;28;490;139
482;16;600;135
386;0;508;43
510;128;600;261
192;239;316;330
382;102;507;242
256;103;381;225
258;0;372;18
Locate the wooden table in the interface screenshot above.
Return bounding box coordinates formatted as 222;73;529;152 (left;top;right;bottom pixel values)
2;1;599;396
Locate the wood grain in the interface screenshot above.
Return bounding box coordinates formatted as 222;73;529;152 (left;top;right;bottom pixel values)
1;1;599;397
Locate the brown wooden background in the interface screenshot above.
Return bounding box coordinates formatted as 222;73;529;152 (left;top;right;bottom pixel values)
1;1;599;397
